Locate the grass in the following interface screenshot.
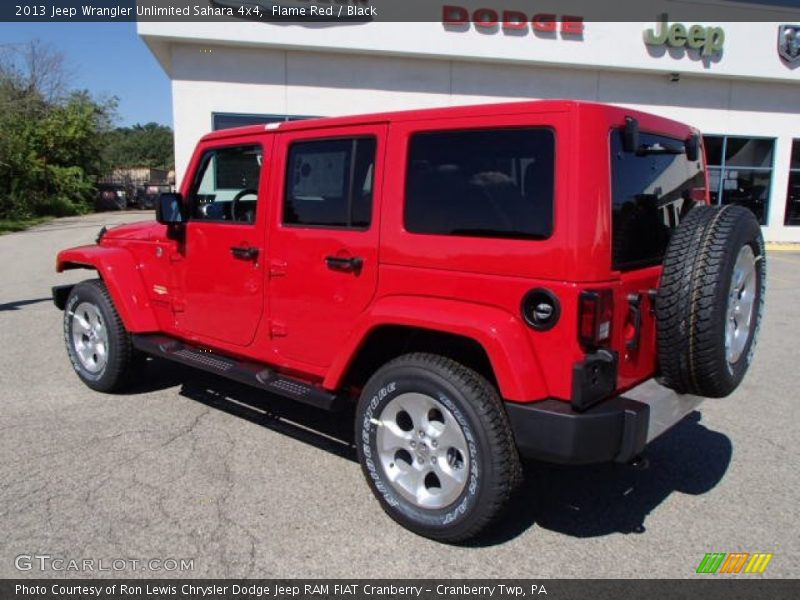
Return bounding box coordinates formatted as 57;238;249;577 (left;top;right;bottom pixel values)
0;216;53;234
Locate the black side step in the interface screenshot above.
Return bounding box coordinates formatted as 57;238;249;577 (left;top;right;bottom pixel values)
131;334;344;412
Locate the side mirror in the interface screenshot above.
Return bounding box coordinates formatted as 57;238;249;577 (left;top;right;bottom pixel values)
156;193;186;225
685;134;700;162
623;116;640;153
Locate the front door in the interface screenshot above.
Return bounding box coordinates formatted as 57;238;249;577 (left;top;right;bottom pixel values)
174;140;269;347
269;125;386;368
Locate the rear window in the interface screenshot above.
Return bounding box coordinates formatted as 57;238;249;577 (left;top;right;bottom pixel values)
405;128;554;239
611;129;705;270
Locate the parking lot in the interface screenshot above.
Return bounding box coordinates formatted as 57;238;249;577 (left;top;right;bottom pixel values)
1;212;798;578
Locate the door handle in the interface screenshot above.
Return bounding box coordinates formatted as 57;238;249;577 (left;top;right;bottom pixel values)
230;245;259;261
325;256;363;272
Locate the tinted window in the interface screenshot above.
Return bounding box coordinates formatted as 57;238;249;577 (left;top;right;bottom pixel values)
405;128;554;239
189;145;262;224
785;139;800;226
611;130;705;270
284;138;376;228
792;139;800;170
704;135;724;166
724;138;773;168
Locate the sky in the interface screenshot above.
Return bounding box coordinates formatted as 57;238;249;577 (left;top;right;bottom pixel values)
0;22;172;127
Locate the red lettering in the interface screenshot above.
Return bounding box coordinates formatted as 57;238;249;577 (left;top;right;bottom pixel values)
473;8;498;28
442;4;468;24
502;10;528;30
561;16;584;35
531;13;557;32
441;6;587;36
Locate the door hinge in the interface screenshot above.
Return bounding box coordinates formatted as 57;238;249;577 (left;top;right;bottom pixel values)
269;260;287;278
269;321;287;338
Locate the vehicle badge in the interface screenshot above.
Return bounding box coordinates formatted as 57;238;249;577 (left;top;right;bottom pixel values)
778;24;800;63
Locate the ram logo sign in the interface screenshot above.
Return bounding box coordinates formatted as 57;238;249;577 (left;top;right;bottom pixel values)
778;25;800;64
696;552;773;574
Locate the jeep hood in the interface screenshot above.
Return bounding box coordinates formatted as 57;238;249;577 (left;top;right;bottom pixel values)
101;221;166;242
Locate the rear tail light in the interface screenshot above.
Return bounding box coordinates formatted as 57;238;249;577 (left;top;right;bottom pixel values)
689;186;707;202
578;289;614;350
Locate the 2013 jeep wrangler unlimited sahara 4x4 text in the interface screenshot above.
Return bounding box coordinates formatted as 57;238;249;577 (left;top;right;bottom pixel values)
53;101;765;542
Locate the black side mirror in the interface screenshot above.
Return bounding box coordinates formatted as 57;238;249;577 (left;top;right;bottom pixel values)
156;193;186;225
623;116;640;153
685;134;700;162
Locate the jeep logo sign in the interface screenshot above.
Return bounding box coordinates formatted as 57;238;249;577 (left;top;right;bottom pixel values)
644;14;725;57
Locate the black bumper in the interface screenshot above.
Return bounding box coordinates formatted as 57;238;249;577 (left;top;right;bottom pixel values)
505;396;650;465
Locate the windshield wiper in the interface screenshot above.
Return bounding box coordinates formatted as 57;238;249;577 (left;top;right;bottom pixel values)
636;142;685;156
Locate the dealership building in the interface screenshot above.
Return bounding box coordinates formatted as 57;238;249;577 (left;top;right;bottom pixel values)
138;6;800;241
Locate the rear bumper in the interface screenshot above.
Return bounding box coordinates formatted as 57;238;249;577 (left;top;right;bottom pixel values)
505;379;703;465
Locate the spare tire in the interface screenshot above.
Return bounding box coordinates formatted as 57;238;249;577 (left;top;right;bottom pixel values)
656;204;766;397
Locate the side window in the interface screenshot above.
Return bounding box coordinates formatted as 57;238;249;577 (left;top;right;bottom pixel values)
189;145;263;224
284;137;376;229
405;128;555;239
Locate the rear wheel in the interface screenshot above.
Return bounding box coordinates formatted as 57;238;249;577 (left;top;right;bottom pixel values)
355;353;521;542
656;205;766;397
63;279;140;392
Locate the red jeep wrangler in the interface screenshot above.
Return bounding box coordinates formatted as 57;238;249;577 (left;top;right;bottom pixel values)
53;101;765;542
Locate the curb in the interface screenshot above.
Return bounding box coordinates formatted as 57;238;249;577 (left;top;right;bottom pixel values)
766;243;800;252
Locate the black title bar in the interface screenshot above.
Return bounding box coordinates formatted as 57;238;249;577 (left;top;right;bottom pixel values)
2;580;800;600
3;0;800;22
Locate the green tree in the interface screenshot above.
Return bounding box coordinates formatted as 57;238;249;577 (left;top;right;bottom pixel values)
0;41;117;219
103;122;174;170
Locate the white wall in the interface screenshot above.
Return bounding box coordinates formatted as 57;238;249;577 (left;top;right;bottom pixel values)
140;20;800;84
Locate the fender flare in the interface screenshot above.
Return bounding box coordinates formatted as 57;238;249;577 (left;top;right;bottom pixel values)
56;245;159;332
324;296;548;402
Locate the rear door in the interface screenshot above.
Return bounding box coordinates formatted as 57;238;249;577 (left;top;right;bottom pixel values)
609;127;707;389
268;124;386;368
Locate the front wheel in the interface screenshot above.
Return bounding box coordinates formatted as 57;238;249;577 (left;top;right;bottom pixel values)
63;279;140;392
355;353;521;542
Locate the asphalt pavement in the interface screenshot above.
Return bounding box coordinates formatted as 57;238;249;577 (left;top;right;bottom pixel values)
0;212;797;578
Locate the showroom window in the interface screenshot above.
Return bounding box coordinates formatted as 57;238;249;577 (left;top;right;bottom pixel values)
703;135;775;225
212;113;313;131
785;140;800;226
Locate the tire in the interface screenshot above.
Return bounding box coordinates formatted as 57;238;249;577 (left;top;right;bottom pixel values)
63;279;140;392
656;205;766;397
355;353;522;542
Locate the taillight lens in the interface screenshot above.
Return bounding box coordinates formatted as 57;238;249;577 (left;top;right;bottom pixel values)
578;289;614;350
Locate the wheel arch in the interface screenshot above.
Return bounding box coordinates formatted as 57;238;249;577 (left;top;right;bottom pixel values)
56;246;158;332
324;296;548;402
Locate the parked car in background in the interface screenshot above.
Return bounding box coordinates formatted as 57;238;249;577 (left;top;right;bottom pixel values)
135;184;172;210
94;184;127;211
